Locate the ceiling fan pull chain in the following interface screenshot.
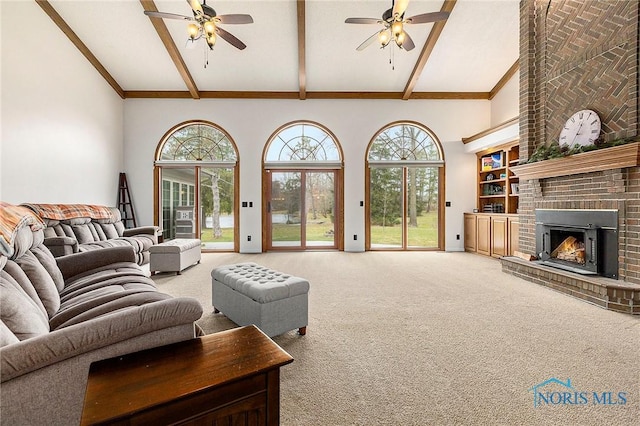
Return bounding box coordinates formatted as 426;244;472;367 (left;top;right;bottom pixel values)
390;44;394;70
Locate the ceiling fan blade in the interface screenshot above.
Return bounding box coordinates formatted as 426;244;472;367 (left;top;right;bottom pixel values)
215;26;247;50
400;30;415;51
144;11;194;21
356;30;384;51
345;17;382;24
405;11;450;24
392;0;410;18
216;14;254;24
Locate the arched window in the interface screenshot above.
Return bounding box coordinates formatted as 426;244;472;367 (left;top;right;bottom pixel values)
366;122;445;250
265;121;341;166
263;121;344;250
155;121;239;251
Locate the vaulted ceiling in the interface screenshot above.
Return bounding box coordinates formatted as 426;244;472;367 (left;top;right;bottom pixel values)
36;0;520;100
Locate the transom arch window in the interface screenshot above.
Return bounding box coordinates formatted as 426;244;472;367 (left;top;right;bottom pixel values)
264;121;342;167
367;122;444;164
366;121;445;250
263;121;344;251
154;120;239;251
157;122;238;163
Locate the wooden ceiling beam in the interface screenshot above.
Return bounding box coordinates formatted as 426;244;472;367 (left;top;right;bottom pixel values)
297;0;307;100
402;0;458;100
489;60;519;100
123;91;490;100
35;0;125;99
140;0;200;100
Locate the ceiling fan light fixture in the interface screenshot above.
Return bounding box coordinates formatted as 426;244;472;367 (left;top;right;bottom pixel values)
204;20;216;36
395;31;406;47
187;23;199;39
378;29;390;47
207;32;217;46
391;20;403;38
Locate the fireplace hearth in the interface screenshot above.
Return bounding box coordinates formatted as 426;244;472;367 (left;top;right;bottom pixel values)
535;209;618;278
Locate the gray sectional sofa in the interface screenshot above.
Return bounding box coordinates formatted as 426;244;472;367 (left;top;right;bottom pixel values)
22;203;159;265
0;203;203;425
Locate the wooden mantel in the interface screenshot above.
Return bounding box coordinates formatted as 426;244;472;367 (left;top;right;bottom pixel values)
511;142;640;180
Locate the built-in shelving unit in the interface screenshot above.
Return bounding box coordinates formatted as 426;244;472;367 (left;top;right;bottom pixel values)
476;141;519;214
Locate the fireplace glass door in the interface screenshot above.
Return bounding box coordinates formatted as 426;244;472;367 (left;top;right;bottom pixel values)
543;226;598;274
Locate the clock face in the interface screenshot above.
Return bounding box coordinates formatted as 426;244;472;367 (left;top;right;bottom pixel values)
559;109;601;147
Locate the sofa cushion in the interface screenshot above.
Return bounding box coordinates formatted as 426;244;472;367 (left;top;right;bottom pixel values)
0;274;50;340
0;319;19;347
2;261;48;318
14;251;60;317
51;290;172;330
69;219;94;244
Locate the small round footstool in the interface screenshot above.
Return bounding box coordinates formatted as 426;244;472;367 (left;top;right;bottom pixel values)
211;262;309;337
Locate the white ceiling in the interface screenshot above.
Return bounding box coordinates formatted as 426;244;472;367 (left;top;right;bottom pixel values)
45;0;520;97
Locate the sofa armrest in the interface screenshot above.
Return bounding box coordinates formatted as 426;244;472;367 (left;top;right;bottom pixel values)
0;296;203;382
123;226;159;237
43;236;78;257
56;246;136;281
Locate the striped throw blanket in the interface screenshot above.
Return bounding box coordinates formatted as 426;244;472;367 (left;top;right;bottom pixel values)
0;202;45;257
22;203;117;221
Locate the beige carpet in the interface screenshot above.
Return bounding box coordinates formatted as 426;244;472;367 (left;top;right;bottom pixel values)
151;251;640;426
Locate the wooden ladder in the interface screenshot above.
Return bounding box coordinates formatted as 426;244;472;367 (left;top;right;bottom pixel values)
117;173;137;228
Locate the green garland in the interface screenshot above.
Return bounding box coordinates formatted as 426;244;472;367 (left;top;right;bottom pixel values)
525;137;639;164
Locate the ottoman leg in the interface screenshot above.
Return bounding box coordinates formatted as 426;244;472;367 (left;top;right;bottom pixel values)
214;308;220;314
298;327;307;336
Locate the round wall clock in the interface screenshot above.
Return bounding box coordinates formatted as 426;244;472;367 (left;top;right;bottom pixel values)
559;109;601;147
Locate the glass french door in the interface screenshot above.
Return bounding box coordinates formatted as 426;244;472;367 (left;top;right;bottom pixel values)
369;166;440;250
267;170;337;250
160;166;235;250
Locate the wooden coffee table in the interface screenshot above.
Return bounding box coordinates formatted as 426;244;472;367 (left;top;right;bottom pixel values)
81;325;293;425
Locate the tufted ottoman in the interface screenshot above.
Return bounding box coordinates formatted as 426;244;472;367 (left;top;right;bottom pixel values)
149;238;201;275
211;262;309;337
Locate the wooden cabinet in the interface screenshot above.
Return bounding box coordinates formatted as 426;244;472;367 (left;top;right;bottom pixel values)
508;216;520;256
477;141;519;214
464;213;519;259
476;215;491;256
490;215;508;257
464;213;477;252
81;325;293;426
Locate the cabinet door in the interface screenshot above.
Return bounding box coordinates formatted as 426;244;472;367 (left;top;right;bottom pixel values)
508;217;520;256
464;214;477;252
490;216;508;258
476;215;491;256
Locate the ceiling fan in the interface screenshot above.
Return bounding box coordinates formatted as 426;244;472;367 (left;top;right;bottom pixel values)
144;0;253;50
345;0;450;51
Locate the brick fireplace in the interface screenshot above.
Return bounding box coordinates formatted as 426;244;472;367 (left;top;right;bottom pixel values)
500;1;640;314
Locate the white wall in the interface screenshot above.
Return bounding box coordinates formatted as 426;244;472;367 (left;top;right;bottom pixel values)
124;99;486;252
0;1;124;205
490;71;520;126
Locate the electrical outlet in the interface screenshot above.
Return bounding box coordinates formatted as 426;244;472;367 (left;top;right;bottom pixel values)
247;235;251;242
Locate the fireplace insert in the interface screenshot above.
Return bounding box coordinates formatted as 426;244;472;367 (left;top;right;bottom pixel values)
535;209;618;278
